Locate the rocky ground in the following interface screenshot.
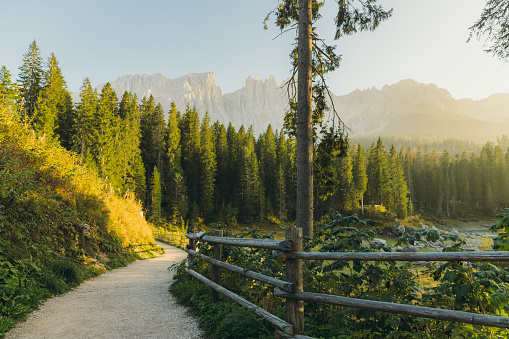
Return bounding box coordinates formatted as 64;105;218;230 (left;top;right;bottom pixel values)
372;219;497;255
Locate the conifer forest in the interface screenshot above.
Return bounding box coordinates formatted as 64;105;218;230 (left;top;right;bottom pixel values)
3;40;509;228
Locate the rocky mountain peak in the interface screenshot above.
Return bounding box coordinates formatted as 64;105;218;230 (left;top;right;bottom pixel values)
85;72;509;142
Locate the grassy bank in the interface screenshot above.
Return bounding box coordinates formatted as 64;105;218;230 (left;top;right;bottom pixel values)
0;108;159;336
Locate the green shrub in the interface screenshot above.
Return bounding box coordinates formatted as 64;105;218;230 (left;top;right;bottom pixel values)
170;261;276;339
170;211;509;338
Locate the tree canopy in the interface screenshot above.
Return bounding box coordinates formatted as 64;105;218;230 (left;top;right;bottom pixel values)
469;0;509;59
265;0;392;238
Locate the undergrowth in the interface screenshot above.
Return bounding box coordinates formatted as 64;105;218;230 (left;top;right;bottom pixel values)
170;211;509;338
0;108;159;337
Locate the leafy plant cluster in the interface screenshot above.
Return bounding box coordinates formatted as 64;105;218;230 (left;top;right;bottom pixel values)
490;208;509;251
0;107;158;337
0;254;86;336
170;212;509;338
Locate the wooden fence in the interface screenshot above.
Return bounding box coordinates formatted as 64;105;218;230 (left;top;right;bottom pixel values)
152;228;187;248
184;227;509;338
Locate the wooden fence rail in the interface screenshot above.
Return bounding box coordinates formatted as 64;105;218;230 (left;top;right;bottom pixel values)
185;249;294;292
272;250;509;262
184;228;509;338
185;233;292;251
274;289;509;328
185;265;295;334
152;229;187;248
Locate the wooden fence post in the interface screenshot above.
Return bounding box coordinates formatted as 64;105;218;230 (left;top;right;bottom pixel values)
188;224;196;264
286;227;304;334
212;230;223;301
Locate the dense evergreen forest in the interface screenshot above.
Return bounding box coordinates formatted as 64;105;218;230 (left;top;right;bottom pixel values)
3;41;509;227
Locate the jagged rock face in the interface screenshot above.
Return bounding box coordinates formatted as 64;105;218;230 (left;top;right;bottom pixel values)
223;75;288;134
97;73;509;142
106;72;229;125
103;72;289;135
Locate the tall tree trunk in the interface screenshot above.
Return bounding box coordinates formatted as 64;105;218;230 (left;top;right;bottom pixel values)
297;0;313;238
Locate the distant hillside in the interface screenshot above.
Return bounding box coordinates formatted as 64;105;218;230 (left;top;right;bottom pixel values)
330;79;509;143
457;93;509;123
92;74;509;142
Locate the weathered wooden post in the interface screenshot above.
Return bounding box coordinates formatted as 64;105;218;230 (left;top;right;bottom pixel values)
211;230;223;301
286;227;304;334
188;224;196;264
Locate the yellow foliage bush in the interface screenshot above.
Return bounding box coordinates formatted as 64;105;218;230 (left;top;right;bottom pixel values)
0;107;154;259
479;233;494;251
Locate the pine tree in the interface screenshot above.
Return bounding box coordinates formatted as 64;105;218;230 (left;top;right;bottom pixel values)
479;143;495;211
213;121;229;216
469;0;509;59
366;138;391;207
54;92;75;151
352;143;368;214
389;145;409;218
18;40;43;121
284;136;297;220
422;147;440;212
498;134;509;151
0;66;18;112
493;145;509;208
95;83;118;181
225;122;241;209
118;91;146;201
336;138;354;212
74;78;97;162
314;132;341;214
275;161;287;220
366;142;377;205
401;145;415;215
179;104;201;220
259;125;277;215
469;152;482;207
199;112;217;219
438;150;453;217
411;145;425;212
33;93;51;138
140;96;166;207
268;0;392;239
150;166;162;225
455;152;470;204
275;132;291;220
164;102;188;221
33;53;69;140
238;134;264;223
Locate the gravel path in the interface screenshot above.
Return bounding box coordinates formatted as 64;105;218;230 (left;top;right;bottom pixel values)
6;242;203;339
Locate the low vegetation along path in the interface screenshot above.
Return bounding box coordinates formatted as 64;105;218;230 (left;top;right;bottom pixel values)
6;242;202;339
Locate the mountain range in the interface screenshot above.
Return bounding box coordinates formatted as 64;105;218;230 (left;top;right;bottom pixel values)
94;72;509;143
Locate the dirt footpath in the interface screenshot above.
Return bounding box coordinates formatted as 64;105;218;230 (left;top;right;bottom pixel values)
6;242;202;339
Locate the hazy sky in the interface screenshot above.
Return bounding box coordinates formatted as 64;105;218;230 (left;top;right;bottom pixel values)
1;0;507;100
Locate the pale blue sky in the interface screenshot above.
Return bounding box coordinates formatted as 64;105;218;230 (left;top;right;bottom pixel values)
0;0;506;100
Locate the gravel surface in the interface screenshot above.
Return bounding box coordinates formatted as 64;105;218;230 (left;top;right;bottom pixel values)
6;242;203;339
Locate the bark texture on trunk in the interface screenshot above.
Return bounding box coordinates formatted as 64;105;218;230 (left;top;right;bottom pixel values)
297;0;313;238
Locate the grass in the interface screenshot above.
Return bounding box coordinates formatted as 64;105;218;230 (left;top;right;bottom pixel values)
0;108;160;336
